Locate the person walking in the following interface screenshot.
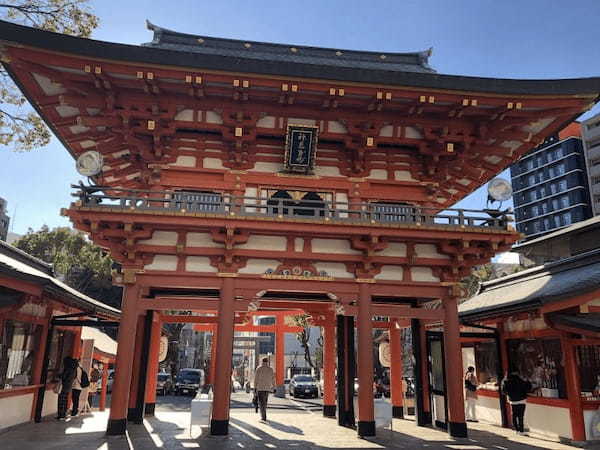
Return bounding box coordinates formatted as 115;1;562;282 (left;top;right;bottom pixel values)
70;359;84;417
502;371;532;435
56;357;77;420
253;357;275;423
464;366;479;422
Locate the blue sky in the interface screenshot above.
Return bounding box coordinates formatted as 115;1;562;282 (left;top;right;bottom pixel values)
2;0;600;235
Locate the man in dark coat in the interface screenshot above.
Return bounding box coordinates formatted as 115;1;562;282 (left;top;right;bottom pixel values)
501;372;532;434
56;357;77;420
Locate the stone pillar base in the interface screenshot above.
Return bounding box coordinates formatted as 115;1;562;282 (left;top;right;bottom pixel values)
392;405;404;419
144;402;155;416
448;421;468;438
106;418;127;436
323;404;336;417
274;385;286;398
357;421;376;437
210;419;229;435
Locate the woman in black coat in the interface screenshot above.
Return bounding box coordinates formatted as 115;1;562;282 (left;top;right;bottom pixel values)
56;357;77;420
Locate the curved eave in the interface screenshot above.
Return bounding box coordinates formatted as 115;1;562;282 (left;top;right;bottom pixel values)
1;20;600;96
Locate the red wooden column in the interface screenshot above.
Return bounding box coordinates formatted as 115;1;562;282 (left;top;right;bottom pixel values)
144;312;162;416
30;310;51;420
389;321;404;419
419;322;432;424
275;313;285;396
127;315;145;421
107;283;141;436
443;296;467;438
357;282;375;437
561;335;585;442
99;364;108;411
210;276;236;436
322;321;336;417
209;325;218;386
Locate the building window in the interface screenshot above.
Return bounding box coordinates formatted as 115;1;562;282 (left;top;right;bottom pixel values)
541;203;548;214
558;180;567;191
555;146;563;158
532;221;541;233
47;329;74;382
556;164;565;176
474;341;498;387
507;339;567;399
174;191;222;212
539;186;546;197
543;218;551;230
561;196;570;209
554;215;561;227
0;320;40;389
577;345;600;399
531;205;538;216
562;212;572;225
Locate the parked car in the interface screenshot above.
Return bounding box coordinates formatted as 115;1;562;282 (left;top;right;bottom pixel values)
289;375;319;399
156;372;173;396
174;368;205;396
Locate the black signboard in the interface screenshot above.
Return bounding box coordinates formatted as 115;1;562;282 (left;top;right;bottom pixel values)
284;124;319;173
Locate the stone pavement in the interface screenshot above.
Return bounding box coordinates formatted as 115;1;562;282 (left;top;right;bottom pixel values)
0;392;596;449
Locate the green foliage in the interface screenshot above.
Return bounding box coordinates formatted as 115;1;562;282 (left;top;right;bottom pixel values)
460;263;493;301
0;0;99;151
13;225;120;308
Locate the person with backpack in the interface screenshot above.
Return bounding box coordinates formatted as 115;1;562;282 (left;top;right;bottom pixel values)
464;366;479;422
501;371;533;435
71;359;91;417
55;357;77;420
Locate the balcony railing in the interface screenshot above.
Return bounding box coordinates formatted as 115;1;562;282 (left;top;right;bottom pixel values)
71;185;512;230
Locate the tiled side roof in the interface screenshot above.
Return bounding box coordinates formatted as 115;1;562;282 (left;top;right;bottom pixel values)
143;21;436;74
459;248;600;320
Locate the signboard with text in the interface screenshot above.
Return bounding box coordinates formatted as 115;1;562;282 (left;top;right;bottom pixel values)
284;124;319;174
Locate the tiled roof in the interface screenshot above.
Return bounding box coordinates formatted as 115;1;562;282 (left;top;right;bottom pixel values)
143;21;436;74
459;248;600;320
0;240;120;319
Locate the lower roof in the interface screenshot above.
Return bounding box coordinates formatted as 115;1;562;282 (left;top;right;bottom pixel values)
459;248;600;320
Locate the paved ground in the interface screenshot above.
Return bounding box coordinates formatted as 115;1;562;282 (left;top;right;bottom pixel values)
0;392;596;449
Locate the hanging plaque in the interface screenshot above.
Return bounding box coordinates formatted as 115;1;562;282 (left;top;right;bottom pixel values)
284;124;319;173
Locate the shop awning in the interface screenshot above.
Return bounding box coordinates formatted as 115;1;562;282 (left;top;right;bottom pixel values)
460;249;600;321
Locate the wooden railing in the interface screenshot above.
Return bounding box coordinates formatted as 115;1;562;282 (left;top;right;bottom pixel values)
71;185;512;230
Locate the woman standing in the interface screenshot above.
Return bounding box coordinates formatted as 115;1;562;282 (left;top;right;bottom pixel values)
502;371;532;435
464;366;479;422
56;357;77;420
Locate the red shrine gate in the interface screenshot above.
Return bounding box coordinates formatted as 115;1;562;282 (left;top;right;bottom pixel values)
1;19;599;439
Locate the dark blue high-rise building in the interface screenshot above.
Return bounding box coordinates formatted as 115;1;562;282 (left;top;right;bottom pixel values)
510;126;592;240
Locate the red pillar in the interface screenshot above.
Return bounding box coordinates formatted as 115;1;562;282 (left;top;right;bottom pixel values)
322;321;336;417
390;322;404;419
210;276;235;436
357;282;375;437
275;314;285;396
562;335;585;442
144;312;161;416
107;283;140;435
209;325;218;386
99;364;108;411
443;296;467;438
127;315;145;420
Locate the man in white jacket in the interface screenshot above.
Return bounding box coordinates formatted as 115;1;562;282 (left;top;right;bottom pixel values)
253;358;275;423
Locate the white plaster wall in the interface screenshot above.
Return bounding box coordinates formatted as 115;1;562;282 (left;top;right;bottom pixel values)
171;155;197;167
289;117;316;126
0;393;33;430
55;105;79;117
205;110;223;124
257;115;276;128
475;394;503;425
379;125;393;137
244;187;258;213
237;235;287;251
203;157;225;170
294;238;304;252
328;121;347;133
312;239;361;255
525;403;572;440
33;73;66;95
415;244;449;259
186;232;223;248
175;109;194;121
432;394;446;424
394;170;415;181
144;255;178;271
314;262;353;278
411;267;440;282
374;265;403;281
367;169;388;180
252;162;283;173
139;231;178;246
314;166;341;177
335;193;349;218
380;242;407;257
42;389;58;418
238;259;280;274
186;257;217;272
405;126;422;139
